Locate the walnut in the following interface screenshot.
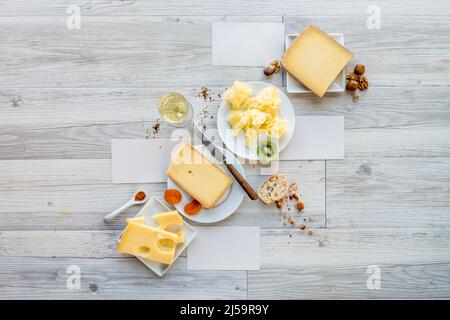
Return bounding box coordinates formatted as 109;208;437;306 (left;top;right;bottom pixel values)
358;76;369;91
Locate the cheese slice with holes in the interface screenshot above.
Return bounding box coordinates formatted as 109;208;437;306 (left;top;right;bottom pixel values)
153;210;185;244
126;211;185;244
167;144;232;208
117;222;178;265
282;25;353;97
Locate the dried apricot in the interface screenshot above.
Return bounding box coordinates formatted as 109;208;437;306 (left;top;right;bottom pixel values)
164;189;182;205
184;199;202;215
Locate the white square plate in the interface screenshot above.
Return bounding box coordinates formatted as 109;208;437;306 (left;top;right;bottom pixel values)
117;196;197;277
285;33;346;94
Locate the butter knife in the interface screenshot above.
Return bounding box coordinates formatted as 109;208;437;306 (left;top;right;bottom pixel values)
194;124;258;200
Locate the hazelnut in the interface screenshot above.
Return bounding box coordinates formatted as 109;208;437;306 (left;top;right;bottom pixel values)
263;60;281;76
263;65;276;76
296;200;304;211
354;64;365;76
346;79;359;91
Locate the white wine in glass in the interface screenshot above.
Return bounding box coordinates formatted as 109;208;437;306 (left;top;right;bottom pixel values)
158;92;193;127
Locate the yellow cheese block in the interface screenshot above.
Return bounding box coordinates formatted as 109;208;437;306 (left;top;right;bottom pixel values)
117;222;177;265
127;211;185;244
167;144;232;208
282;25;353;97
153;210;185;244
125;216;145;224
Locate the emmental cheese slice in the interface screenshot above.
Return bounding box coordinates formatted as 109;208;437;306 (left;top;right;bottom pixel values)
282;25;353;97
117;222;177;265
167;144;232;209
127;211;185;244
153;210;185;244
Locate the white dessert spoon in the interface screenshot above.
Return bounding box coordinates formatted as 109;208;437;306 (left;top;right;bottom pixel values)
103;190;148;221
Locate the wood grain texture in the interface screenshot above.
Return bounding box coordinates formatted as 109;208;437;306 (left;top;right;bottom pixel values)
248;263;450;299
0;16;282;89
326;157;450;228
0;256;246;299
259;228;450;269
1;0;450;299
1;0;449;16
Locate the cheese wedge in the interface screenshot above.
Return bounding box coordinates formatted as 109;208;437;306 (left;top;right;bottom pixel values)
153;210;185;244
118;222;177;265
282;25;353;97
167;144;232;209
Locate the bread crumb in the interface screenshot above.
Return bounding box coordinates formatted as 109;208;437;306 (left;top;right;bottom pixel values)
288;216;296;225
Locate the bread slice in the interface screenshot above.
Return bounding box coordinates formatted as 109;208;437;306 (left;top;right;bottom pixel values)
257;175;288;204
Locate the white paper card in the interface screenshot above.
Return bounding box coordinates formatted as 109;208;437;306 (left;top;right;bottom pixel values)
111;139;180;183
187;226;260;270
212;23;285;66
281;116;344;160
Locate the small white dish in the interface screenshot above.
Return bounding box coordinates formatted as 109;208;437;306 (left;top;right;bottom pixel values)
117;196;197;277
217;81;296;161
285;33;346;94
167;145;245;224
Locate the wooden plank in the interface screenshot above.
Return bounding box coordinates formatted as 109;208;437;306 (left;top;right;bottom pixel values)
248;263;450;299
0;16;282;89
1;86;449;160
259;228;450;269
0;256;246;299
0;16;448;88
326;157;450;228
0;159;325;230
1;0;448;16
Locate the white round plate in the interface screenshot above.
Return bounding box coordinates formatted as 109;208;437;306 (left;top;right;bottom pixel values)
217;81;296;161
166;145;245;224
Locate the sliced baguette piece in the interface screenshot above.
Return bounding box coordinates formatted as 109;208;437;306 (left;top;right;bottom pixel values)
257;175;288;204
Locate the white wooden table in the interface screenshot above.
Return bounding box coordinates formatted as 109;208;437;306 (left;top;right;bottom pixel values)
1;0;450;299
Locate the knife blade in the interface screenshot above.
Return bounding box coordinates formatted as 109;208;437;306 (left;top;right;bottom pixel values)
194;124;258;201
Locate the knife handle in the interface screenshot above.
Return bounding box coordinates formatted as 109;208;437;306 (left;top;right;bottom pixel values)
225;163;258;200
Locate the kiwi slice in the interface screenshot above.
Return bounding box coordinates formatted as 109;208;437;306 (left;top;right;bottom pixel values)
257;140;279;163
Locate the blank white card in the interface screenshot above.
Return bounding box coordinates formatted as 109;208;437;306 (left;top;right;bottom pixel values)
187;227;260;271
111;139;180;183
281;116;344;160
212;23;285;67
